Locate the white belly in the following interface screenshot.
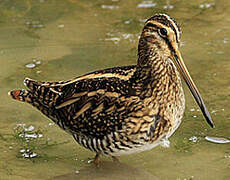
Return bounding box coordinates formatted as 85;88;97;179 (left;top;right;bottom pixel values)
108;136;167;156
110;142;160;156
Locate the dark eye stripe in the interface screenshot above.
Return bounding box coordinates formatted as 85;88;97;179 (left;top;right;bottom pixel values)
146;14;181;43
145;23;158;29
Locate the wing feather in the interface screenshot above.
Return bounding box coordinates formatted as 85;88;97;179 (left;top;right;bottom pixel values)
24;65;136;108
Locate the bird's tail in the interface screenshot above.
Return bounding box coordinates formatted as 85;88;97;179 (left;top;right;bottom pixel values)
23;77;63;107
9;89;33;103
8;89;52;118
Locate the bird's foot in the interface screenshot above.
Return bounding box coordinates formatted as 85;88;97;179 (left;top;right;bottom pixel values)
91;154;120;166
92;153;100;166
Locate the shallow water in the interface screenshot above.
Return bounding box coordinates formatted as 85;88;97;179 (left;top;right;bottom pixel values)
0;0;230;179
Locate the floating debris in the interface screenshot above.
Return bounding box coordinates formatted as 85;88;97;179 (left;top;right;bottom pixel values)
35;60;41;65
163;5;174;9
20;149;25;153
25;21;44;29
137;1;156;8
180;41;185;47
15;124;43;140
19;133;43;139
105;37;120;41
190;108;195;112
58;24;64;28
25;59;42;69
103;31;138;44
15;124;36;132
32;24;43;28
139;19;148;23
211;110;217;114
104;37;120;44
87;159;93;164
199;3;215;9
32;59;42;65
24;125;35;132
124;20;131;24
75;170;80;174
160;138;170;148
48;122;54;126
25;63;36;69
122;33;133;40
205;136;230;144
101;5;119;9
189;136;198;143
20;149;37;158
223;38;228;44
15;123;26;128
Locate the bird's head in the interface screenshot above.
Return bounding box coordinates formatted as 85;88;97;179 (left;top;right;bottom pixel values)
138;14;181;66
138;14;214;128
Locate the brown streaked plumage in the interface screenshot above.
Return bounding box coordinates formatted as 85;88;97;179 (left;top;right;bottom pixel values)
9;14;214;164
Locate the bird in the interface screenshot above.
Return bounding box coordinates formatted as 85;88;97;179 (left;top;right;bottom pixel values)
9;14;214;164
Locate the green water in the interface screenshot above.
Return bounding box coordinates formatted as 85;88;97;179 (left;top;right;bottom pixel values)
0;0;229;179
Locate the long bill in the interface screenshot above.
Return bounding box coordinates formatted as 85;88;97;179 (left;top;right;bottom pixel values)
172;50;214;128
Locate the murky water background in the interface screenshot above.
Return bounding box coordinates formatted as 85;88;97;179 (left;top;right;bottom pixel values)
0;0;229;179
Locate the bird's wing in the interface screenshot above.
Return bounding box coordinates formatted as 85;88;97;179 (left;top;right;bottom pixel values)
23;65;142;137
24;65;137;107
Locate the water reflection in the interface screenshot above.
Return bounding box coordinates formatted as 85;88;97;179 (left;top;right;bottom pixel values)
51;161;158;180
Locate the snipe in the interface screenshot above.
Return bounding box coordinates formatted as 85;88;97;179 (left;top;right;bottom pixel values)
9;14;214;164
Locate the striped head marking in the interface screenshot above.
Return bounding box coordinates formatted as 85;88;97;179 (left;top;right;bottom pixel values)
137;14;182;66
145;14;181;44
139;14;214;128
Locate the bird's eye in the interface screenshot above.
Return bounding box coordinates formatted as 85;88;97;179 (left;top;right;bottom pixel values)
159;28;168;37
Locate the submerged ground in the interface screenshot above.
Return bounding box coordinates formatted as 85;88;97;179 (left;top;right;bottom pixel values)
0;0;229;179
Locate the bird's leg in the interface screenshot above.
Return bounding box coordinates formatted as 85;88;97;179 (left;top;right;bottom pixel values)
112;156;120;163
92;153;100;166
